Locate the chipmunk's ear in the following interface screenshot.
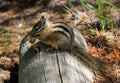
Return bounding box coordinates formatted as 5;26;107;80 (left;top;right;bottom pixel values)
41;15;52;27
39;15;47;25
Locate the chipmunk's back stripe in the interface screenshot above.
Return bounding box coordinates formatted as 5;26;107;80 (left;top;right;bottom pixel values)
52;27;71;40
52;22;74;44
54;22;74;36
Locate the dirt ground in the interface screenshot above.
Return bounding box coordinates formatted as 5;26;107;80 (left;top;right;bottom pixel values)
0;0;120;83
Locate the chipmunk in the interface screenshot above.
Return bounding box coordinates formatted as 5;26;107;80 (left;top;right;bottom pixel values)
27;15;74;51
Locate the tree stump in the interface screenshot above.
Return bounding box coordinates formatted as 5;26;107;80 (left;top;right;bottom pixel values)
19;29;95;83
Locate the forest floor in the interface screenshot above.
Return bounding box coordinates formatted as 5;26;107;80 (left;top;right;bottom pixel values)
0;0;120;83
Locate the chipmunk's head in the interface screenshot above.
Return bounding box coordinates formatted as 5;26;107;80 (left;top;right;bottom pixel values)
27;15;51;43
27;15;74;51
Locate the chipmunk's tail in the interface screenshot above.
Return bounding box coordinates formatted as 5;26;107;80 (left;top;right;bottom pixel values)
72;45;115;82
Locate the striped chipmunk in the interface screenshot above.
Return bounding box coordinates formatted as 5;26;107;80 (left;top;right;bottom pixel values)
27;15;74;51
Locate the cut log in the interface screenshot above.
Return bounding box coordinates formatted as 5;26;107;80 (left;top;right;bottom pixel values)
19;29;95;83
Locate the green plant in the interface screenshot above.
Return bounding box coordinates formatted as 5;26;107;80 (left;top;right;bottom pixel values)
62;0;116;31
68;0;73;8
97;0;116;31
0;30;7;38
79;0;95;10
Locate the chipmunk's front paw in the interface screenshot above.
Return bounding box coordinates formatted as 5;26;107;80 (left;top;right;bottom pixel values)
31;44;39;53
